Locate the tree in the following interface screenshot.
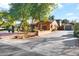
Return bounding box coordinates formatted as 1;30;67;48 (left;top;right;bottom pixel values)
28;3;56;31
62;19;69;24
0;11;6;26
9;3;30;33
49;15;54;20
0;10;16;33
9;3;56;32
29;3;56;21
0;19;3;26
71;20;77;24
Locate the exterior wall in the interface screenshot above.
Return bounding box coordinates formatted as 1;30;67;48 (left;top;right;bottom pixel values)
50;21;58;31
34;21;58;31
35;21;51;30
38;30;51;36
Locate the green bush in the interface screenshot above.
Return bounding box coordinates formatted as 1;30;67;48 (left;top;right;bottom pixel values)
74;23;79;37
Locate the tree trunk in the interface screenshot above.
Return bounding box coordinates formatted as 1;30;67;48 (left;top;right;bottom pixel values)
12;25;15;33
30;18;35;32
30;24;34;32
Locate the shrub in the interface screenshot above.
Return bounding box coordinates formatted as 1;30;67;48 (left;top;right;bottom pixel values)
74;23;79;37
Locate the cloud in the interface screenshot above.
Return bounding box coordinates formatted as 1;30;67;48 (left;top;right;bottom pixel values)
0;3;10;10
66;13;74;16
58;4;63;9
67;16;79;19
67;16;79;22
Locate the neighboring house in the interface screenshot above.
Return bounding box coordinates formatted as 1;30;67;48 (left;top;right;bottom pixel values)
33;20;58;31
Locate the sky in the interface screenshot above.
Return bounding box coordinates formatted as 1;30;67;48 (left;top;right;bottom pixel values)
0;3;10;11
0;3;79;22
52;3;79;22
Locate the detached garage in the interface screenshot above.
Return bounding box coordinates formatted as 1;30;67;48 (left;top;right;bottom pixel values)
64;24;73;30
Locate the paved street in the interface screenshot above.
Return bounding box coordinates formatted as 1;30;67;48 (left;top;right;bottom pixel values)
0;31;79;56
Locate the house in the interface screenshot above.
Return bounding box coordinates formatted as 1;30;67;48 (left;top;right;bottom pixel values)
33;20;58;31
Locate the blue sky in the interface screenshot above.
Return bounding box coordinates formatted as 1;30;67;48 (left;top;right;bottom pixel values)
0;3;79;22
52;3;79;22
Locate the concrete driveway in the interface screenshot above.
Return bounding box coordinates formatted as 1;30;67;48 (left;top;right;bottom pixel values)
0;31;79;56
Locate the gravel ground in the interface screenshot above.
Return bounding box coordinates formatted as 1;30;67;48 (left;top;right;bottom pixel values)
0;31;79;56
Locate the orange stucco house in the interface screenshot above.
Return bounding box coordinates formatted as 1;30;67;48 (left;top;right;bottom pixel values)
33;20;58;31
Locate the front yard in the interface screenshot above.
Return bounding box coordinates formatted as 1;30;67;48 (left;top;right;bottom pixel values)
0;31;79;56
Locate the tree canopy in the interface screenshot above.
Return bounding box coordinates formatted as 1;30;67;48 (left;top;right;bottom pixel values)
0;3;57;33
9;3;56;32
62;19;69;24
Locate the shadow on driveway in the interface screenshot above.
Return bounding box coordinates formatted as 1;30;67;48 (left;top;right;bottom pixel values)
61;33;74;38
63;38;79;48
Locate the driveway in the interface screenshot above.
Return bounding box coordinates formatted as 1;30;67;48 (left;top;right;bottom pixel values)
0;31;79;56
